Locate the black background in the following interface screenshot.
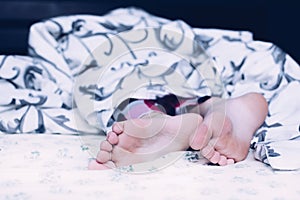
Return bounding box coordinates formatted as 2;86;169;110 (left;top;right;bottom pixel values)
0;0;298;63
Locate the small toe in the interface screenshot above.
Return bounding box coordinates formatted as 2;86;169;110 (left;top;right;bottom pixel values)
218;155;228;166
210;151;220;164
227;158;235;165
100;140;113;151
96;150;111;163
112;122;124;134
107;132;119;145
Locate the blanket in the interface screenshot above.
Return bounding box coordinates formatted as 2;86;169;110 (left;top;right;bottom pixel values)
1;134;299;199
0;7;299;170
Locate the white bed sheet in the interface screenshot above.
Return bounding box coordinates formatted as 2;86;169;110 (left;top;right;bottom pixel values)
0;134;299;200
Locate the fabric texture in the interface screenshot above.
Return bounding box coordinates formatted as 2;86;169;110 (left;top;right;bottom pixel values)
1;134;299;200
0;7;299;170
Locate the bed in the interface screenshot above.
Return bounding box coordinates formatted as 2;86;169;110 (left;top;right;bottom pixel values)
0;1;300;200
1;134;300;199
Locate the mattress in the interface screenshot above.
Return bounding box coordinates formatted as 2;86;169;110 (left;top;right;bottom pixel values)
0;133;299;200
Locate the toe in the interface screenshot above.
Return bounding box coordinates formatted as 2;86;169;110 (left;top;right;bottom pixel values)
227;158;235;165
100;140;113;151
88;160;110;170
210;151;221;164
201;143;215;160
105;161;117;169
96;150;111;163
107;131;119;145
112;122;124;134
218;155;228;166
190;123;211;150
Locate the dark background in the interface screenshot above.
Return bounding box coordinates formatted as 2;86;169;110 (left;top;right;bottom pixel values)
0;0;299;63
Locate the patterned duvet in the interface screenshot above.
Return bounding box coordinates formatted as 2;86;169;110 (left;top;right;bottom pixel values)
0;7;299;171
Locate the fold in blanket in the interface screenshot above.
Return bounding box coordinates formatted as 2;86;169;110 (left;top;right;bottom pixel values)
0;7;299;170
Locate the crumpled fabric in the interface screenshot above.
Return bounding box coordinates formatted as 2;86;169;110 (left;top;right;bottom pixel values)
0;7;299;170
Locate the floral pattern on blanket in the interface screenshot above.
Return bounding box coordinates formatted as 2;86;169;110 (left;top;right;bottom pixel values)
0;56;79;133
0;7;299;170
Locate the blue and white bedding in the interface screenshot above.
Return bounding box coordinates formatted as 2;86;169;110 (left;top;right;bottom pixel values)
0;7;300;171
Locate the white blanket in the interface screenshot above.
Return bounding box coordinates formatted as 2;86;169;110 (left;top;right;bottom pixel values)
0;7;299;170
0;134;299;199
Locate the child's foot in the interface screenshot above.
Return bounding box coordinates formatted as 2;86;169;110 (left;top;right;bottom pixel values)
189;93;268;166
89;113;203;169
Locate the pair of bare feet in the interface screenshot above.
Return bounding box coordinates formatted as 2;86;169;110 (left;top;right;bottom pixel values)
88;93;268;170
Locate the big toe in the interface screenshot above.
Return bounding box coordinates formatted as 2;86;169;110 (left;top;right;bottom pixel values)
190;123;211;150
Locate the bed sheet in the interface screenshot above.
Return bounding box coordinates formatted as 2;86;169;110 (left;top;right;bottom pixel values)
0;134;299;200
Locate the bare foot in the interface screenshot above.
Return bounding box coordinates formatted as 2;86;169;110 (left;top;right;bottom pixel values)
88;113;203;169
189;93;268;166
